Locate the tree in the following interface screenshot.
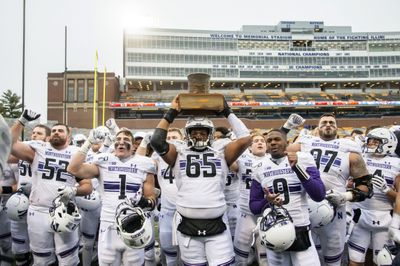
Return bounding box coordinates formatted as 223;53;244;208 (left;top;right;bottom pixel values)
0;90;22;118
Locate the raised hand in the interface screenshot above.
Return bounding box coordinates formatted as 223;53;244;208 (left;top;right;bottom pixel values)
283;114;306;130
18;109;41;126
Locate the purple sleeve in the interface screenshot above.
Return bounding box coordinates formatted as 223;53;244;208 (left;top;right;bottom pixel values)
249;179;269;215
301;166;326;202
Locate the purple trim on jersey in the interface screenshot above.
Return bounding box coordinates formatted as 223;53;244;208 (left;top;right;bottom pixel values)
217;257;235;266
81;231;95;239
324;252;343;263
301;167;326;202
32;250;52;257
145;240;155;251
163;249;178;257
259;253;267;258
249;179;269;215
103;182;140;193
348;241;366;254
11;237;26;244
0;233;11;239
234;246;249;258
58;242;80;258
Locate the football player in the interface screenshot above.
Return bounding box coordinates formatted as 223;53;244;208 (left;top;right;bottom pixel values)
150;95;252;265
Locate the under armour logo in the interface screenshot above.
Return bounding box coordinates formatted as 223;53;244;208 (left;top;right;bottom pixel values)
198;230;206;236
372;220;380;225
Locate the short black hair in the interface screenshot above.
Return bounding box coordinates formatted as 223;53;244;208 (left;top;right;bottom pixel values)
350;129;363;136
215;126;230;138
266;128;287;140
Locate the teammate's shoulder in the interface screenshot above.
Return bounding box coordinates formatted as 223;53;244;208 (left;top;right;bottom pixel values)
171;140;187;151
28;140;47;149
296;151;317;167
338;138;362;154
212;138;231;150
133;155;156;173
91;152;112;165
297;134;315;144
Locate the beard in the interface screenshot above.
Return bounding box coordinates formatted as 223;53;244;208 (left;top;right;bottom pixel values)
50;136;67;147
319;128;337;140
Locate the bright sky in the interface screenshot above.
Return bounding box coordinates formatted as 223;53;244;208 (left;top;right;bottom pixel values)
0;0;399;122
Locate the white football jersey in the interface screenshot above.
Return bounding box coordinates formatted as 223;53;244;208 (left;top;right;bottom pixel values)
93;153;156;222
299;136;351;192
17;141;34;190
29;141;80;208
172;141;229;218
237;150;269;215
253;153;315;226
224;170;239;205
353;154;400;211
152;152;178;211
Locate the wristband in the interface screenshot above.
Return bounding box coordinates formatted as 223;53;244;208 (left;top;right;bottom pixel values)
163;109;179;124
78;139;92;156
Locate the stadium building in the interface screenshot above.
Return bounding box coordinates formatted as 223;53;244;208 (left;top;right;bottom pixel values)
49;21;400;130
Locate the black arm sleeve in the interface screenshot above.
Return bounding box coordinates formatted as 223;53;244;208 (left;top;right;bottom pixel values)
150;128;169;156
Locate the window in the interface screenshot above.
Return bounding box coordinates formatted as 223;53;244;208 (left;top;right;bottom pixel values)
87;79;94;102
77;79;85;102
67;79;75;102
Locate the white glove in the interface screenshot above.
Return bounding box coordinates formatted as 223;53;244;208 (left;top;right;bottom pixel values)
371;175;390;194
105;118;120;134
139;132;152;148
283;114;306;130
88;126;110;144
326;189;352;207
103;134;116;148
57;185;77;201
389;213;400;243
18;109;41;125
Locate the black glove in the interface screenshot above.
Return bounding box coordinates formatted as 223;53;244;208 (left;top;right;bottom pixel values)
18;109;41;125
217;98;233;118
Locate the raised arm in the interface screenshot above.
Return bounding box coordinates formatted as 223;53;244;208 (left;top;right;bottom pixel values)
150;96;179;166
10;110;41;162
67;128;106;179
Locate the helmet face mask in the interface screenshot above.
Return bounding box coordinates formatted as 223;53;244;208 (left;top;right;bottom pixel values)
49;196;81;233
364;128;398;156
258;206;296;252
376;244;399;265
184;117;215;151
115;202;152;249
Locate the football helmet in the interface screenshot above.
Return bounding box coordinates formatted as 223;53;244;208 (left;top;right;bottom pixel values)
365;128;398;155
308;199;336;228
5;192;29;221
115;202;152;249
184;117;215;151
258;206;296;252
75;190;101;211
72;134;87;147
376;244;399;266
49;196;81;233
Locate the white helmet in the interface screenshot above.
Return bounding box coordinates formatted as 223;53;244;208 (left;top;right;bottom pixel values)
258;206;296;252
308;199;335;228
365;128;398;155
49;196;81;233
75;190;101;211
115;202;152;249
376;244;398;266
72;134;87;147
5;192;29;221
184;117;215;151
